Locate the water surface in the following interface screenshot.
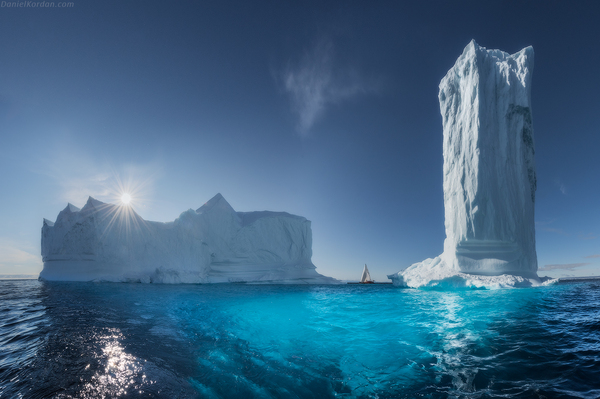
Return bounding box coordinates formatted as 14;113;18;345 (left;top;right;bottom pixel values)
1;280;599;398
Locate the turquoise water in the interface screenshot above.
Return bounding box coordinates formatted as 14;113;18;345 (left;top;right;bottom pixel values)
1;280;599;398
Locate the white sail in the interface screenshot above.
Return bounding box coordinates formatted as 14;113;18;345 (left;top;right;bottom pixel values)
360;264;372;283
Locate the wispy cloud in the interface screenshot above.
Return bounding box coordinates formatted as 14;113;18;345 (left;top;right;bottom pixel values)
60;172;112;205
281;37;379;135
535;219;569;236
537;227;569;235
539;263;589;271
554;179;567;195
584;254;600;259
578;232;597;240
0;238;42;275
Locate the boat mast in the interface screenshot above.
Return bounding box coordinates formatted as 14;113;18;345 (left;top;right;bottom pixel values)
360;264;372;283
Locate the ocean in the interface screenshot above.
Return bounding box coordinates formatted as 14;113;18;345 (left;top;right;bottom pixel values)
0;280;599;398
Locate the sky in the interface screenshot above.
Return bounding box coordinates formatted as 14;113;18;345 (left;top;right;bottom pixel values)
0;0;599;281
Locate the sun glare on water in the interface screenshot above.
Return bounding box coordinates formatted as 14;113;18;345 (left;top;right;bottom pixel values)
121;193;132;205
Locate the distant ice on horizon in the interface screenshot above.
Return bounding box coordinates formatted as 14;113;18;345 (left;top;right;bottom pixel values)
40;193;339;284
389;40;556;289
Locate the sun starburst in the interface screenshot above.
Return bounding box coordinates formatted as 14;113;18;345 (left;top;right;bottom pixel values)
121;193;132;205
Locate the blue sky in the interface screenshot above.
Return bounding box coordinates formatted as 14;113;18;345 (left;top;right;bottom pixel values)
0;0;599;281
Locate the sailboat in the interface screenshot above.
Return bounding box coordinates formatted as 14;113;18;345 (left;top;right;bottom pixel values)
359;264;374;284
347;264;392;284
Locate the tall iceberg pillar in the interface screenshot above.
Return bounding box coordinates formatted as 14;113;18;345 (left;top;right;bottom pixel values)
389;40;540;288
441;40;537;276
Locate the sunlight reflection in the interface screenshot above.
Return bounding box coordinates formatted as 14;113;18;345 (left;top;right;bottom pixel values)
80;329;153;398
431;293;481;392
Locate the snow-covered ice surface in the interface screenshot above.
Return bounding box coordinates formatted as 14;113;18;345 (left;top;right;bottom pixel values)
388;256;557;289
40;193;339;284
389;40;549;289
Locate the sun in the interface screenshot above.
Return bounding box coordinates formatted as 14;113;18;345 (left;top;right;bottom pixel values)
121;193;132;205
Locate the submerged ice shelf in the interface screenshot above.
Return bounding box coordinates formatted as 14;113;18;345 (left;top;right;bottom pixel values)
40;193;338;284
389;40;548;289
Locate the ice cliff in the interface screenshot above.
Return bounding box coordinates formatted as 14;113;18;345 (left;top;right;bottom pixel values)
389;40;544;288
40;193;338;284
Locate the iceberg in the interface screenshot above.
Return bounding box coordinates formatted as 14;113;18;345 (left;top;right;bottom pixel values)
40;193;339;284
389;40;545;289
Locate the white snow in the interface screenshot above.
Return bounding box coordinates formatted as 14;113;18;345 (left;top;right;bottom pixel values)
388;256;553;289
40;193;339;284
389;40;540;289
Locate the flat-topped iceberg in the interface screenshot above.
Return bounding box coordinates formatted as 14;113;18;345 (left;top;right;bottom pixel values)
40;193;338;284
389;40;548;289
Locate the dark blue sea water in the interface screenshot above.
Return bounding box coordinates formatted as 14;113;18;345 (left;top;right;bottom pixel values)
1;280;599;398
